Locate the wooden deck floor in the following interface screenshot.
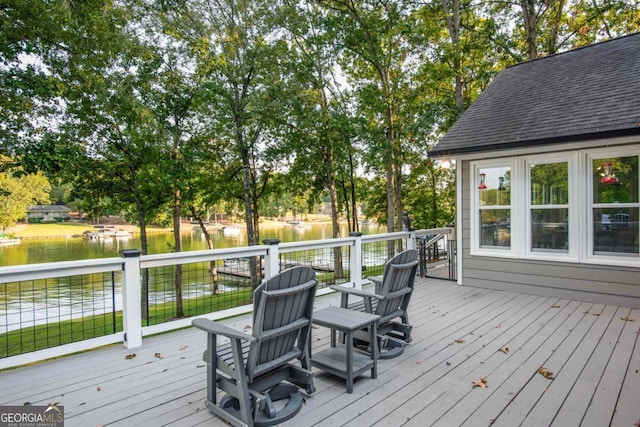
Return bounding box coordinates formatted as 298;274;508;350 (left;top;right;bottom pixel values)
1;276;639;427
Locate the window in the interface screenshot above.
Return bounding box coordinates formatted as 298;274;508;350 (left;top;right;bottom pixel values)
591;155;639;257
475;164;512;250
529;161;569;253
470;146;640;265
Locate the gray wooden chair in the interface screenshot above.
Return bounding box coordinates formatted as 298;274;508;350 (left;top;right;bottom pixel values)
192;266;317;427
331;249;418;359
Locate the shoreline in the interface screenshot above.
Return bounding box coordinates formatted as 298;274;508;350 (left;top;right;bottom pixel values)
9;218;337;240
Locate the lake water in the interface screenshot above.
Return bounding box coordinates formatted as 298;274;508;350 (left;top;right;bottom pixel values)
1;222;385;333
0;222;382;267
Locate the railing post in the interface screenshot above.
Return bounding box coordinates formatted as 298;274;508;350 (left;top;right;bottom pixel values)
349;232;363;289
121;249;143;349
407;230;417;251
263;239;280;280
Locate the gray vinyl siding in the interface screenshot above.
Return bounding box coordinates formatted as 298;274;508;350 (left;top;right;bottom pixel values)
459;160;640;308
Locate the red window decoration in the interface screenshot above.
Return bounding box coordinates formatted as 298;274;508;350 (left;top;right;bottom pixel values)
601;162;618;184
478;172;487;189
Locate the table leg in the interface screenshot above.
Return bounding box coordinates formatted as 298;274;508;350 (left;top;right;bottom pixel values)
346;330;353;393
370;322;378;379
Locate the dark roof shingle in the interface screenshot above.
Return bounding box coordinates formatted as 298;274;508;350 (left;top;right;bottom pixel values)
429;33;640;157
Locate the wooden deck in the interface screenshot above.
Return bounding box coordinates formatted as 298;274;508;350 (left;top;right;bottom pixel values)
1;276;638;426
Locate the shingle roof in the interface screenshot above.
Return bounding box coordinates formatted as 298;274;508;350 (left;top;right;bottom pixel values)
429;33;640;157
28;205;70;213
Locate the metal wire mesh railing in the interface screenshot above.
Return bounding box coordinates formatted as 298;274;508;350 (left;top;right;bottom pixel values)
360;238;408;279
278;244;351;289
0;227;455;367
0;272;120;358
143;260;254;326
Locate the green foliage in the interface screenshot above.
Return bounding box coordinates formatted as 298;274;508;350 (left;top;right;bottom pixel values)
0;156;51;232
2;0;640;245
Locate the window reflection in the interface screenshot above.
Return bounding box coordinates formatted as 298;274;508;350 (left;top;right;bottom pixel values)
593;208;639;255
479;167;511;207
592;157;639;257
530;162;569;252
531;209;568;251
531;163;568;205
480;209;510;247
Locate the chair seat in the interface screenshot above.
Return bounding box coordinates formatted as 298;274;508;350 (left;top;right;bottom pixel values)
193;267;318;427
331;250;418;360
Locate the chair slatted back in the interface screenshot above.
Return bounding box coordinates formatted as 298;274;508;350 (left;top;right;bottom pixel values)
375;250;418;324
247;267;317;381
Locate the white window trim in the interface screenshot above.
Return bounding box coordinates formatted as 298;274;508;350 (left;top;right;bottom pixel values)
469;144;640;267
585;148;640;266
523;153;579;263
470;159;519;258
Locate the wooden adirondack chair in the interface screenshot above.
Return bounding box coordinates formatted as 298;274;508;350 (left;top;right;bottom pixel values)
192;266;317;427
331;249;418;359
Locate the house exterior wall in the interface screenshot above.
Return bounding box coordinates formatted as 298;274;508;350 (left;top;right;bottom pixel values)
458;140;640;309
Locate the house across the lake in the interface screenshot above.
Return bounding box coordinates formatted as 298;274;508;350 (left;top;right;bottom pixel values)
429;33;640;308
25;205;71;223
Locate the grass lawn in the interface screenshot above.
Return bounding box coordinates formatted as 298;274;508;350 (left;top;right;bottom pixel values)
12;223;94;238
11;222;172;238
0;288;253;359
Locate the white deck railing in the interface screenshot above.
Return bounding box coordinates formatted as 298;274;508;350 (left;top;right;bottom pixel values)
0;227;454;369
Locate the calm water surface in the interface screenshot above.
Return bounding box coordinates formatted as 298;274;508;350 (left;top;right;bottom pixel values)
0;222;385;331
0;222;382;267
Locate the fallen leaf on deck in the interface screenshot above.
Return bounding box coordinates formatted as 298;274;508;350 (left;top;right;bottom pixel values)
551;304;561;308
472;375;488;388
196;364;205;368
455;339;465;344
125;353;136;360
593;313;601;316
243;325;252;332
179;345;188;350
23;402;31;406
155;352;164;359
538;367;554;379
97;387;102;391
620;317;635;322
498;347;509;354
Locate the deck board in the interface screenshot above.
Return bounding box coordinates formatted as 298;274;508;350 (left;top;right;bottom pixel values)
1;277;639;427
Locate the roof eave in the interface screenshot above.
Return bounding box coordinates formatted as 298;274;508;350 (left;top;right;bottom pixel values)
428;127;640;158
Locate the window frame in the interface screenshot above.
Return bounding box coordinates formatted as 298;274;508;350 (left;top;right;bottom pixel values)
586;148;640;265
468;145;640;267
470;159;520;258
524;153;578;262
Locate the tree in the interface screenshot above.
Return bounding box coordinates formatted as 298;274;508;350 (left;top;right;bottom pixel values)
0;156;51;234
319;0;418;256
488;0;640;61
166;0;291;288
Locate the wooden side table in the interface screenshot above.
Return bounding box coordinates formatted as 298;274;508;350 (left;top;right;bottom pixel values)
311;306;380;393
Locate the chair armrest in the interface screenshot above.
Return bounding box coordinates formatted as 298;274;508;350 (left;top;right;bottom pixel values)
369;275;383;286
192;318;257;343
330;285;385;300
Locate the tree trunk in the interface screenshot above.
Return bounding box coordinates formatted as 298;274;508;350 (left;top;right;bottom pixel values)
349;153;359;232
521;0;538;60
442;0;463;111
136;200;149;321
173;188;184;318
188;206;219;294
328;167;344;280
